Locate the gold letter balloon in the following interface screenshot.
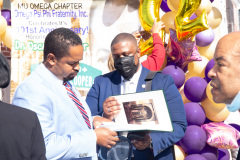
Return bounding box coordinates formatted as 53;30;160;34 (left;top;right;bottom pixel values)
175;0;209;41
138;0;165;56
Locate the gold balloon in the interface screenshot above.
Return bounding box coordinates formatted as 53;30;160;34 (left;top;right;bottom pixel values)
201;98;229;122
195;0;212;16
174;145;187;160
0;15;7;35
2;26;12;49
160;11;177;34
0;0;3;8
197;41;217;60
139;0;165;56
188;56;209;78
167;0;179;12
175;0;209;41
207;7;222;29
206;82;214;102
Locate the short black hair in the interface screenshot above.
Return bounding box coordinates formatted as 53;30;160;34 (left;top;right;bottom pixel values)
44;28;82;61
0;53;10;88
111;33;137;48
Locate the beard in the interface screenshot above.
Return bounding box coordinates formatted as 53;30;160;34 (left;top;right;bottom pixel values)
63;71;78;82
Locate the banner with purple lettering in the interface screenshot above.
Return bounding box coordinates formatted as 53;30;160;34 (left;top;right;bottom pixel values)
10;0;96;99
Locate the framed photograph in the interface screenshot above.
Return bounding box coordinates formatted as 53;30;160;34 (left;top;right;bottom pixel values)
101;90;173;132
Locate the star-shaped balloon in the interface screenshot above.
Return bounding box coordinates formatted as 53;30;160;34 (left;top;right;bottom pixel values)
166;29;202;69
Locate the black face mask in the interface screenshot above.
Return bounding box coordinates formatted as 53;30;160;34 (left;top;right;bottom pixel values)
114;55;139;80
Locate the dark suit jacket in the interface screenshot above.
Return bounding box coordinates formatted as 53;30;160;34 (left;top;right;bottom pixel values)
86;67;187;160
0;101;46;160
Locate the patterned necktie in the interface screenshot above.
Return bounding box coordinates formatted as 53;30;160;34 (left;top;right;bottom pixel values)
63;81;91;129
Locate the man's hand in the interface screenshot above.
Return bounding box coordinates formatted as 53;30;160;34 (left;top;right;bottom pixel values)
94;128;119;148
131;133;151;150
93;116;113;129
151;19;165;34
102;97;121;120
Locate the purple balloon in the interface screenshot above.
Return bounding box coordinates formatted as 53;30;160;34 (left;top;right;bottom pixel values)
218;149;230;160
1;9;11;26
210;0;214;2
185;154;207;160
184;77;208;102
196;27;215;47
184;102;206;126
199;144;219;160
205;59;215;82
190;14;197;20
228;123;240;145
162;65;185;88
160;0;171;12
179;125;207;154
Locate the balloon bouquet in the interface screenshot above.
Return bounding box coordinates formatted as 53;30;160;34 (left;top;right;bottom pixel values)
138;0;240;159
0;0;12;49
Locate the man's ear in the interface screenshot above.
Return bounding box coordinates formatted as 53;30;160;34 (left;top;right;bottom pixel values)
46;53;57;66
136;48;141;58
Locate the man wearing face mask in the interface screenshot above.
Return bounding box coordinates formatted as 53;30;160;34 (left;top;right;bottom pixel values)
86;33;187;160
208;31;240;160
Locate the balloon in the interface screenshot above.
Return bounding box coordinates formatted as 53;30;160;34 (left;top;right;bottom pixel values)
175;0;209;41
195;0;212;16
185;154;207;160
174;145;187;160
160;11;177;33
205;59;215;82
0;15;7;35
162;65;185;88
160;0;171;13
198;41;217;60
188;56;209;78
218;149;230;160
0;0;2;8
184;77;207;102
202;122;240;149
1;9;11;26
199;144;219;160
167;0;179;12
139;0;165;56
2;26;12;49
201;98;229;122
210;0;214;2
208;7;222;29
196;27;215;47
166;29;202;69
179;88;191;104
184;102;206;126
179;125;207;154
206;82;214;102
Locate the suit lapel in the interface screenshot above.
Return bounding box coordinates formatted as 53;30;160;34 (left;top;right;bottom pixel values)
34;64;87;125
136;67;149;93
110;71;121;96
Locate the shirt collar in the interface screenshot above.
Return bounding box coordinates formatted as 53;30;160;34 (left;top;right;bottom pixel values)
39;63;64;86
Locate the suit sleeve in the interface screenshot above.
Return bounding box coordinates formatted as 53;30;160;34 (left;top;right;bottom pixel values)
141;33;166;71
12;84;97;160
150;75;187;156
31;113;47;160
86;76;103;116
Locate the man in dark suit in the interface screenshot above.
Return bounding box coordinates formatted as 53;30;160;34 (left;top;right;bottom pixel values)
86;33;187;160
0;53;46;160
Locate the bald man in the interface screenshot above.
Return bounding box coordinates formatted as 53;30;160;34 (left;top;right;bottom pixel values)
208;31;240;159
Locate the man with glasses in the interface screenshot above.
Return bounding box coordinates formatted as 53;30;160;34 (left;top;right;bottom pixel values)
86;32;187;160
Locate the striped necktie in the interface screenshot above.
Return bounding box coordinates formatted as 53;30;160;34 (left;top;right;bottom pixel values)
63;81;91;129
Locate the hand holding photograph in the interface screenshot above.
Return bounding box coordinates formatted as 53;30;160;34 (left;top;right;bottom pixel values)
101;90;173;132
